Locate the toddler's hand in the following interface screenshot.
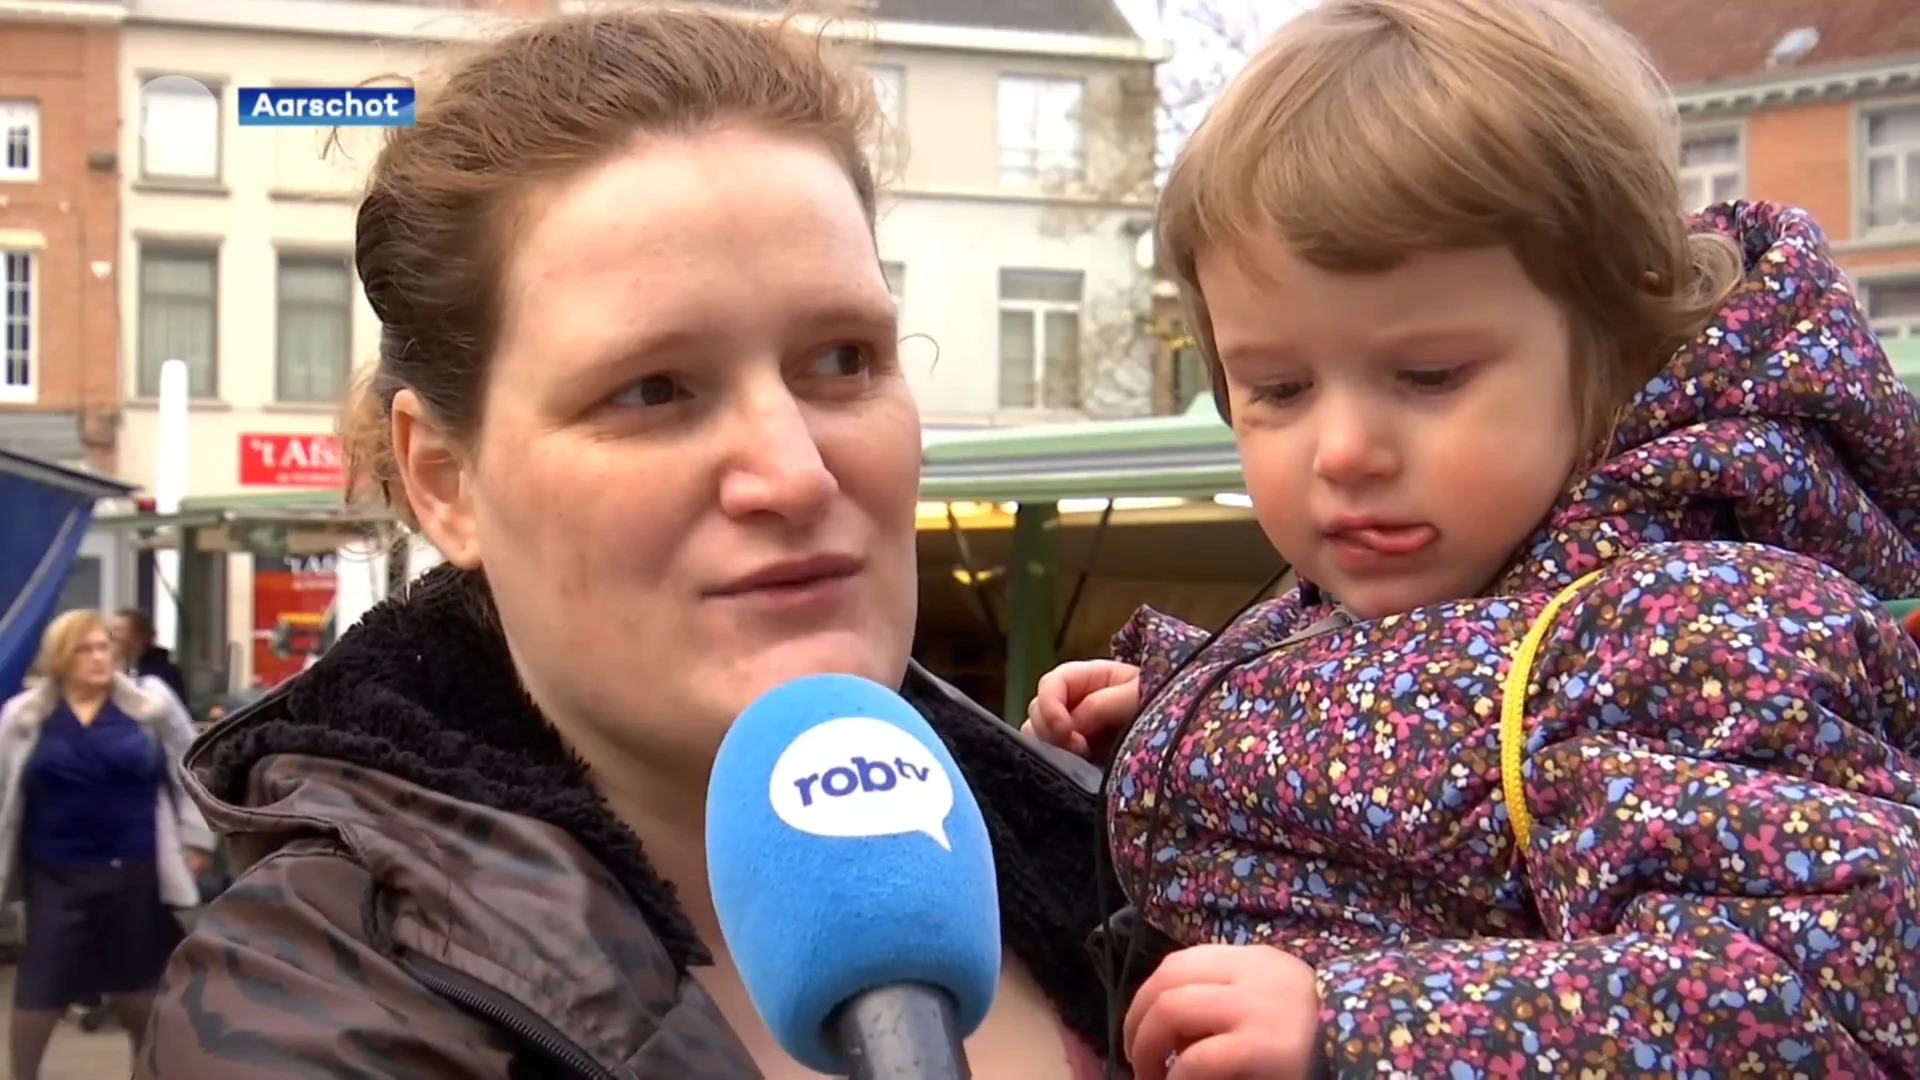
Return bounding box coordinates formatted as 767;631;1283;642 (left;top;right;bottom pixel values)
1125;943;1323;1080
1021;660;1140;762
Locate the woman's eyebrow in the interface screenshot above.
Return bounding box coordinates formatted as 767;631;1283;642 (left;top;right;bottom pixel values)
788;296;897;334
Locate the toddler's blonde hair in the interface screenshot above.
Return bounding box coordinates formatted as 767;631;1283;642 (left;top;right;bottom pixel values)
1159;0;1743;448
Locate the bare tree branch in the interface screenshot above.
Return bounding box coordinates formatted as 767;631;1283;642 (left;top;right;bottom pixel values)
1037;0;1313;415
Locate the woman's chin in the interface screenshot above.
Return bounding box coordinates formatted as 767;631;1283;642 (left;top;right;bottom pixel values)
719;632;909;709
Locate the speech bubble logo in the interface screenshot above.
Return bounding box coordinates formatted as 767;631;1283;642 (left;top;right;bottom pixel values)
768;715;956;850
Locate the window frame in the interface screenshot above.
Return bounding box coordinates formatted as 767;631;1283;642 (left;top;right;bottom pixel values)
1860;273;1920;339
1677;122;1746;211
135;242;222;400
273;251;356;404
996;268;1086;410
1;246;37;404
0;100;40;183
996;73;1088;189
1857;94;1920;237
136;73;226;186
863;64;906;176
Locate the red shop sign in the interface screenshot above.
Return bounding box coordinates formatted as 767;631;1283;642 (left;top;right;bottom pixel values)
239;432;343;488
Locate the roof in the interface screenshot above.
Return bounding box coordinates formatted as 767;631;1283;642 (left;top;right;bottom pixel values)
715;0;1138;40
871;0;1136;38
920;395;1240;501
1600;0;1920;87
0;447;136;501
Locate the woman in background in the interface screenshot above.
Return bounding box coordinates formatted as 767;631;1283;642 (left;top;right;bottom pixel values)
0;610;212;1079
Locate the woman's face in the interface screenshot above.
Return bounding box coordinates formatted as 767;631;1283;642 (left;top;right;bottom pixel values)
398;129;921;774
65;629;116;693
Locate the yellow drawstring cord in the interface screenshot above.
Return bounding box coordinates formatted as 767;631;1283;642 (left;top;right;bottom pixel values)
1499;570;1602;855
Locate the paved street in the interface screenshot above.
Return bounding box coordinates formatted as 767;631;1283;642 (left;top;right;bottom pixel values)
0;967;136;1079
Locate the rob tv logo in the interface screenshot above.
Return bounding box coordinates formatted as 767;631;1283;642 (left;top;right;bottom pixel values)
768;716;956;849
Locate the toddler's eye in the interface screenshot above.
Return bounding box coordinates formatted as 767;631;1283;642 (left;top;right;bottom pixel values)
1399;367;1468;393
1251;381;1310;405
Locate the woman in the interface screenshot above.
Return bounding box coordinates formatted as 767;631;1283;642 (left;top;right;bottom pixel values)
139;8;1117;1078
0;609;212;1079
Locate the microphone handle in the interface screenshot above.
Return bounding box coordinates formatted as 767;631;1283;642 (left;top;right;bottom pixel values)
831;983;971;1080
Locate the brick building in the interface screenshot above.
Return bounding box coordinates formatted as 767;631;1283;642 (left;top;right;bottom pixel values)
0;2;123;472
1604;0;1920;340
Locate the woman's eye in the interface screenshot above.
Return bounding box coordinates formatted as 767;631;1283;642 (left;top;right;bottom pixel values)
612;373;685;408
807;344;872;379
1399;366;1469;393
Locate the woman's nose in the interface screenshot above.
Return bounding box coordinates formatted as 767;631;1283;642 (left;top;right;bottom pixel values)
716;392;838;522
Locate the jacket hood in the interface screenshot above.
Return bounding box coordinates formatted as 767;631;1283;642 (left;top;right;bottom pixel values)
1534;201;1919;598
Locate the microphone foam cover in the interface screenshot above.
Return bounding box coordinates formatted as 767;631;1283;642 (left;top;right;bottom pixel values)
706;673;1000;1074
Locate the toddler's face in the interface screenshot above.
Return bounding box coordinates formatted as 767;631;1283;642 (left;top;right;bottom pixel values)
1197;240;1582;618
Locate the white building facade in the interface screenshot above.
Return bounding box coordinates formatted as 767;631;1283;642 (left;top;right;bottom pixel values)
109;0;1163;689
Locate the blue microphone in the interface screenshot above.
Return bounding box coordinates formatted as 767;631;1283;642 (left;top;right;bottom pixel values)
706;673;1000;1078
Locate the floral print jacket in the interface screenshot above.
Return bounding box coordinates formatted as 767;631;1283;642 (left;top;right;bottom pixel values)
1107;203;1920;1078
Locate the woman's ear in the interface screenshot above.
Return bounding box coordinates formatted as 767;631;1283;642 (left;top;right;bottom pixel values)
390;388;482;569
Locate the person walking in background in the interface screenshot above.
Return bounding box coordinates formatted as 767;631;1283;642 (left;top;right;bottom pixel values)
0;611;214;1079
109;610;187;712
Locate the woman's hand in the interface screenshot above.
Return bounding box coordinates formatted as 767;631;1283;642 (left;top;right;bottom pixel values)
1125;943;1324;1080
1021;659;1141;762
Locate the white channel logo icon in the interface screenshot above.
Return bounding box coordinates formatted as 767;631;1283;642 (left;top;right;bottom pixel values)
768;716;956;850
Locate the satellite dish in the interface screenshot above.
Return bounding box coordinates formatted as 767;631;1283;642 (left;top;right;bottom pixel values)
1767;27;1819;68
1134;228;1156;271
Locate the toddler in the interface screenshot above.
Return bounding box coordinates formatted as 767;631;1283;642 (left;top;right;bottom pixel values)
1028;0;1920;1077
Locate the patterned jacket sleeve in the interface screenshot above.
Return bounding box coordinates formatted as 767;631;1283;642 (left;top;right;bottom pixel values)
1113;590;1316;707
138;840;520;1078
1311;543;1920;1076
1112;607;1214;707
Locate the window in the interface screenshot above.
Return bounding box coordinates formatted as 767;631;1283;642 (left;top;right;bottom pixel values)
0;101;37;182
1864;278;1920;338
881;261;905;307
998;269;1083;409
139;77;222;182
1863;103;1920;233
865;65;904;174
1679;130;1742;209
866;64;902;127
138;247;218;398
2;249;32;402
276;256;353;403
998;75;1085;187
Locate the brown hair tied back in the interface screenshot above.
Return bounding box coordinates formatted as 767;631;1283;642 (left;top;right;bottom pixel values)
337;5;885;530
